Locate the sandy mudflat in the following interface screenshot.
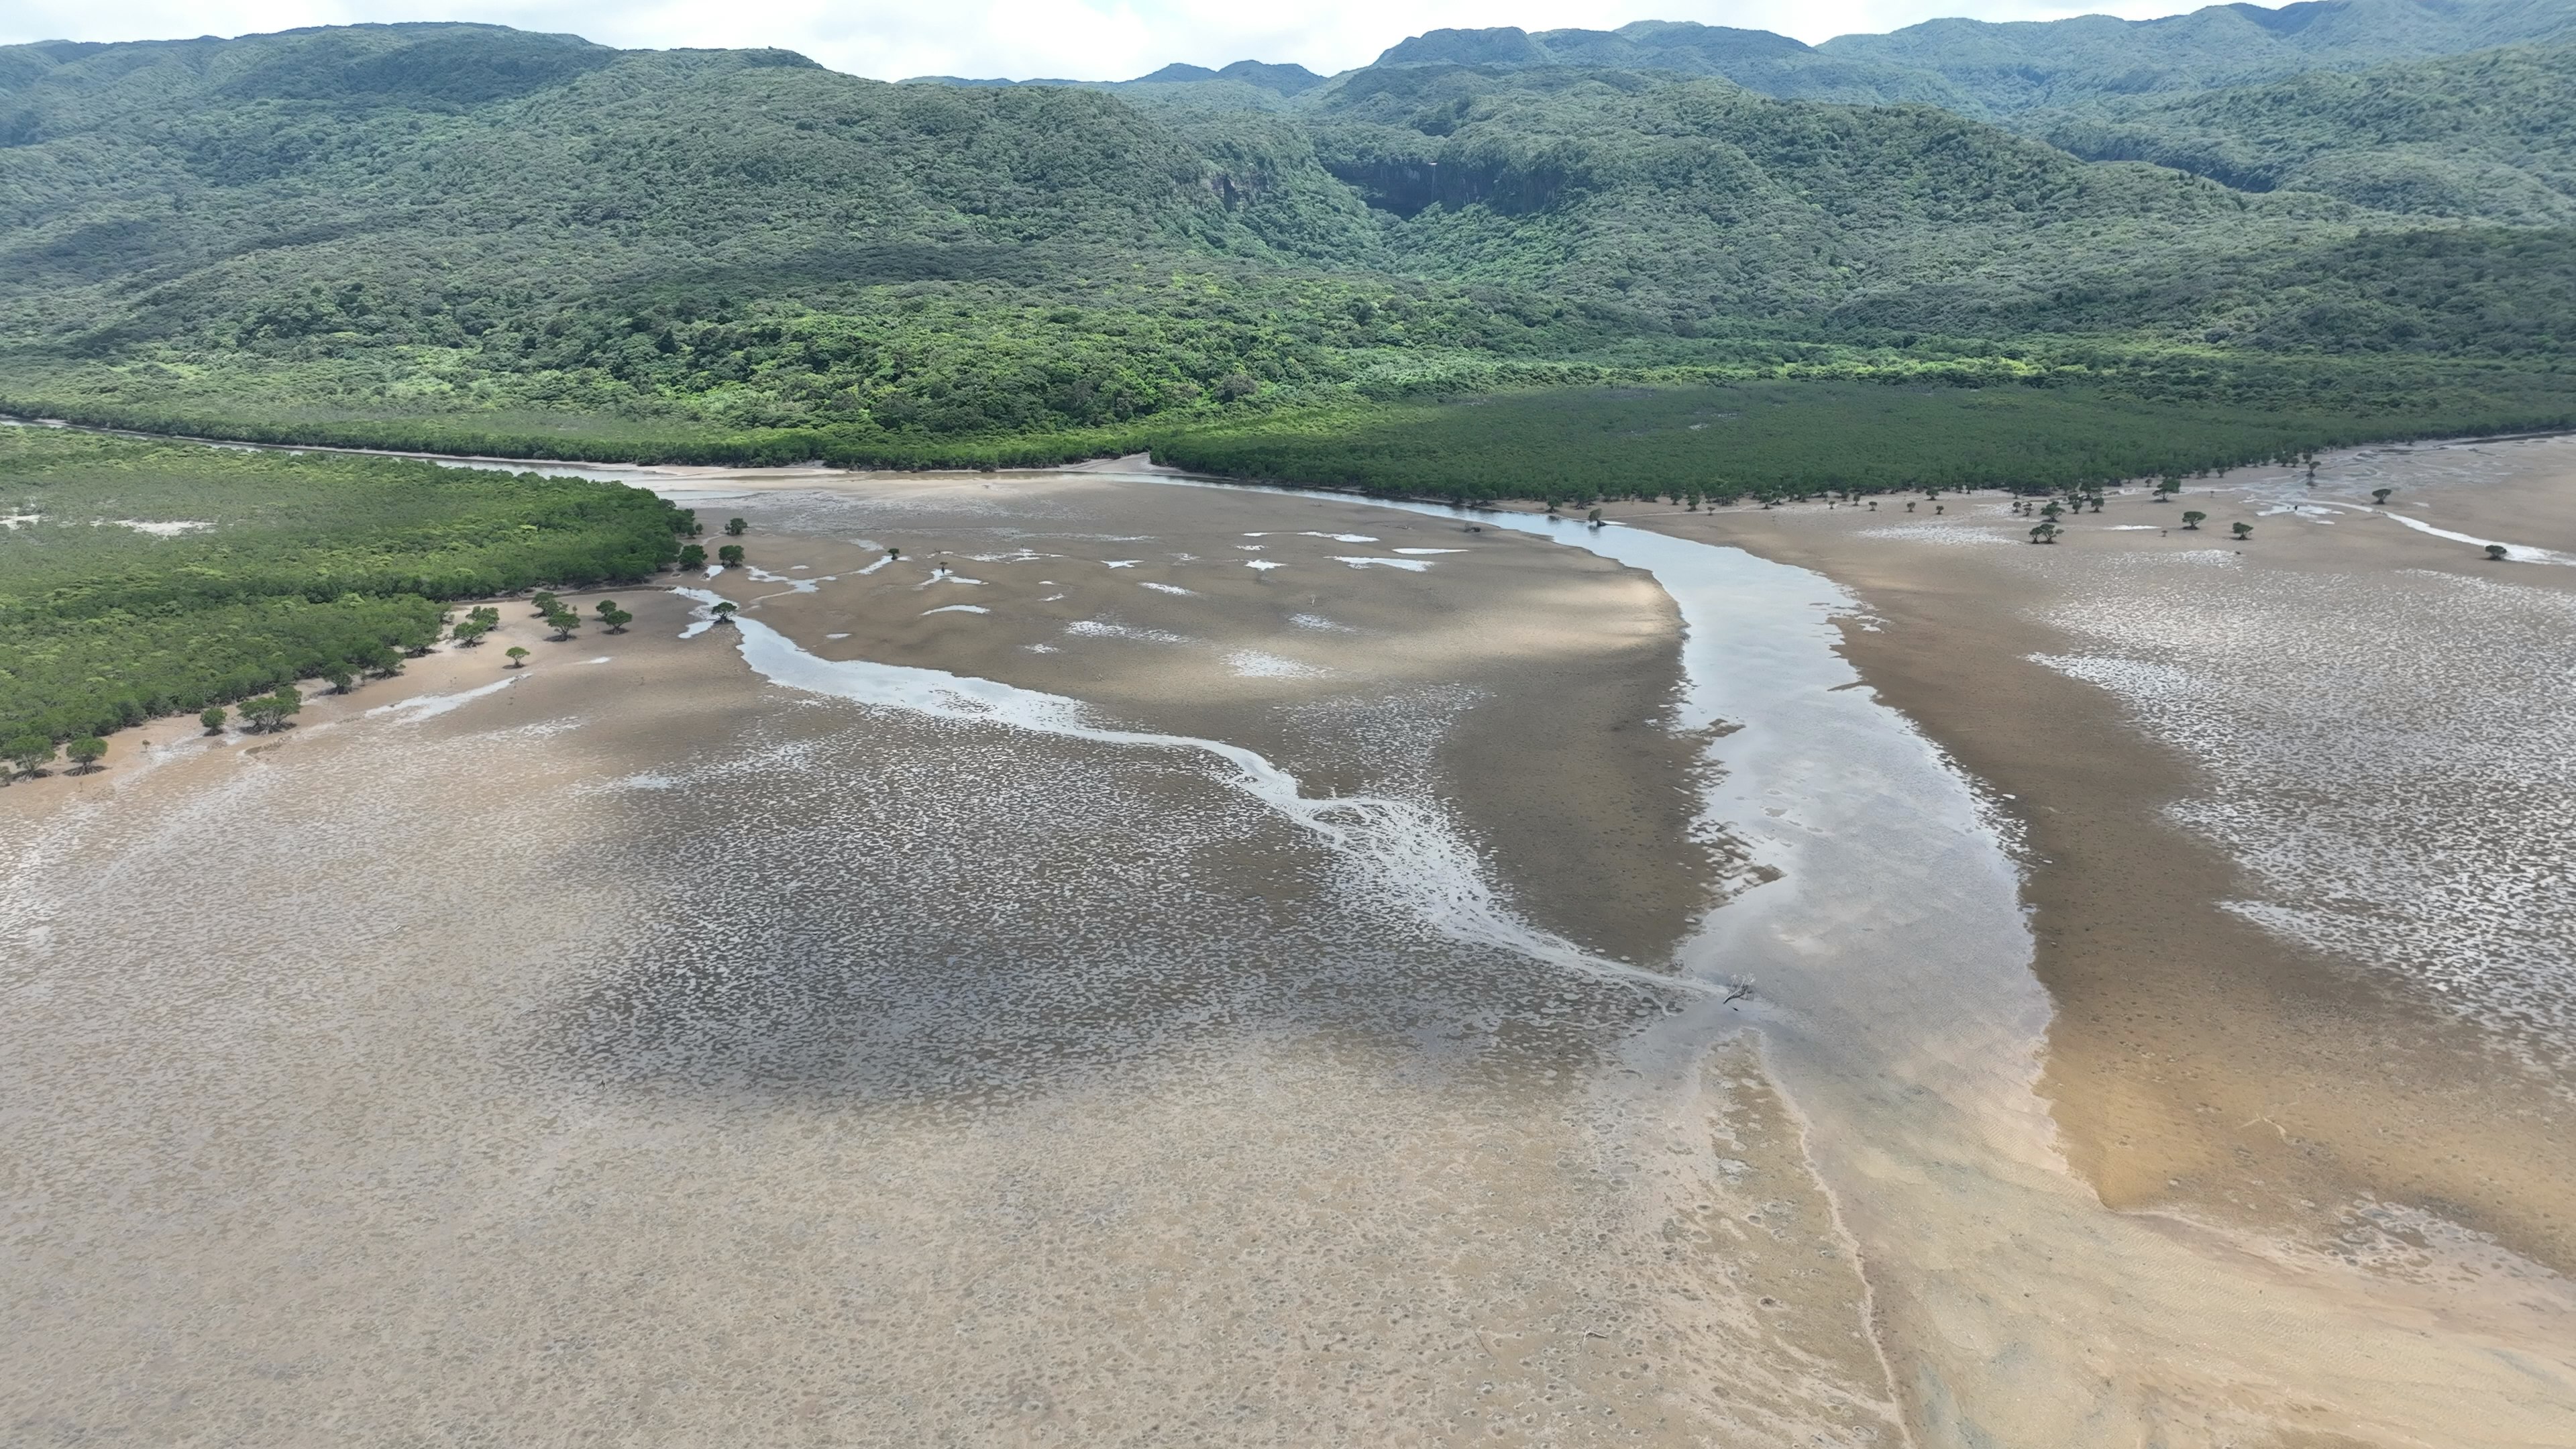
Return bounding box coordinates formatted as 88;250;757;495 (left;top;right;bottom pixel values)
4;476;1889;1447
7;445;2574;1446
658;467;1719;967
1609;435;2576;1275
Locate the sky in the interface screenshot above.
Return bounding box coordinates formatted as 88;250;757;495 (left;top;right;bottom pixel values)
2;1;2219;82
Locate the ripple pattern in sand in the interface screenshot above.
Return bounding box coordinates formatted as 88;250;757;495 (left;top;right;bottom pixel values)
2033;557;2576;1071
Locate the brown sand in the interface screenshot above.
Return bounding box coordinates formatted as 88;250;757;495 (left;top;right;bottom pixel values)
13;448;2572;1444
0;486;1897;1445
1603;439;2576;1275
667;470;1715;967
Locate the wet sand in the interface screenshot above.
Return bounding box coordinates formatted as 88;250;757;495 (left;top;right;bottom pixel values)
1610;436;2576;1275
3;480;1882;1446
7;444;2574;1446
657;468;1717;967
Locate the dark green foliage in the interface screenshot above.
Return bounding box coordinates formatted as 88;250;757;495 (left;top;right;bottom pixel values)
0;427;688;741
2037;41;2576;222
1145;375;2576;502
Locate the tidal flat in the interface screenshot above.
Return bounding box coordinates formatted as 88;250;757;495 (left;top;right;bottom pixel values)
3;447;2571;1446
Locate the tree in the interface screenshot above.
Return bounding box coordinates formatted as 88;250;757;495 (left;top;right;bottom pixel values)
2485;543;2509;561
453;604;498;646
7;734;55;777
886;546;902;561
545;608;580;641
717;544;745;567
506;646;531;668
2182;511;2207;530
678;544;707;570
2040;501;2063;521
529;590;560;617
324;665;355;694
66;737;106;773
241;687;302;732
724;517;748;537
2231;521;2253;540
711;600;739;625
2029;522;2059;544
200;706;227;735
2371;488;2394;505
599;605;633;634
366;645;403;678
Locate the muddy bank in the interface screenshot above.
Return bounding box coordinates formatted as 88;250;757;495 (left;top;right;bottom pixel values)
661;470;1717;969
1611;435;2576;1275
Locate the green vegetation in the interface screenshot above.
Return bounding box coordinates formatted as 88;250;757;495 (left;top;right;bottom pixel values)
1366;5;2576;116
1142;374;2576;504
2039;42;2576;223
0;11;2567;570
7;735;56;777
1;18;2571;472
0;426;689;743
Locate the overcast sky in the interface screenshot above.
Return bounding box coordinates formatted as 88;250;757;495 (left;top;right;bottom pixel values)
4;1;2216;82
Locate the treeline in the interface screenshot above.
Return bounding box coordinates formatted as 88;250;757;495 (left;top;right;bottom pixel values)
1144;378;2576;503
0;427;691;742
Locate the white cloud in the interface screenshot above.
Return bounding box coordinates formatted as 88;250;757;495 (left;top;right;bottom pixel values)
1;1;2217;83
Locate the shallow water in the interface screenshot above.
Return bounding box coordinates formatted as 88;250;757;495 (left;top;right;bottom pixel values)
1060;481;2576;1442
9;460;2573;1446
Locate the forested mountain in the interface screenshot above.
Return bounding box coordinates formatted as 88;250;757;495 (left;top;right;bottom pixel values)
2036;40;2576;222
1819;0;2576;113
1358;1;2576;115
0;14;2569;458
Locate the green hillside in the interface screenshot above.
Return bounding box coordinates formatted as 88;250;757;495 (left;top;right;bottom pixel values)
1357;1;2576;115
1817;0;2576;113
2037;40;2576;223
0;16;2569;470
3;14;2574;743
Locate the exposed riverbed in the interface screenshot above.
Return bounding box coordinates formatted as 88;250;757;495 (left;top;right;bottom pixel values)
4;445;2570;1446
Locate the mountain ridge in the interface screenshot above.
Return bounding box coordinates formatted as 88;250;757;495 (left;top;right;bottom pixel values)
1;17;2568;455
